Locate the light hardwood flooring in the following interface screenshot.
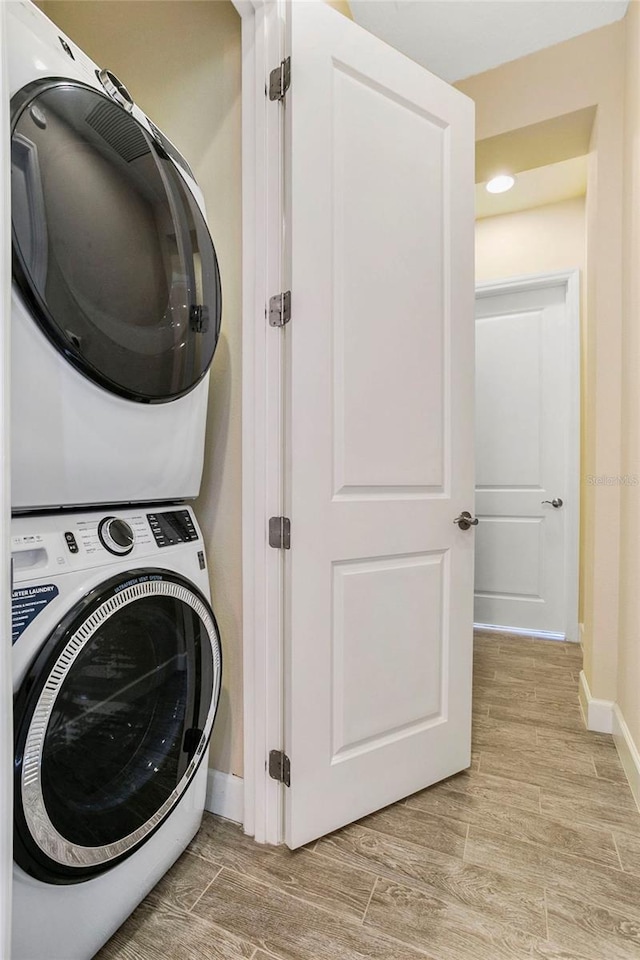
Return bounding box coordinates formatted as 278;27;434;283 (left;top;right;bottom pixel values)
96;633;640;960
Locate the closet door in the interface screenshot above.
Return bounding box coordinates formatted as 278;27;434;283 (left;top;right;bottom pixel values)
284;2;476;847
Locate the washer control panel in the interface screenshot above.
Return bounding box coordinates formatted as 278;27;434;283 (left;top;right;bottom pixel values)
146;509;199;548
11;507;203;577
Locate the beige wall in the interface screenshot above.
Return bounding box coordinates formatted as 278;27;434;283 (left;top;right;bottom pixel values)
619;1;640;754
37;0;244;776
476;197;586;283
325;0;353;19
459;23;625;705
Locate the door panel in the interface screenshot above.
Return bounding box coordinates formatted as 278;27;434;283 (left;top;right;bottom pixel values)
332;65;446;493
285;2;475;848
474;282;572;635
331;552;445;758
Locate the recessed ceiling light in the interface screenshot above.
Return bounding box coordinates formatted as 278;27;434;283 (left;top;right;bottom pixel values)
486;174;516;194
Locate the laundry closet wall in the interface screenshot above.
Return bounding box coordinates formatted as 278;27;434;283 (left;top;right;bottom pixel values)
35;0;244;777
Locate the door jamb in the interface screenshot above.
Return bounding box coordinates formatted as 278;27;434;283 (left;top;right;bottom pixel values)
475;268;581;643
232;0;285;845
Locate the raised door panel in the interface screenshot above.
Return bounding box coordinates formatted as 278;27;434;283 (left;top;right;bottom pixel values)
333;66;447;495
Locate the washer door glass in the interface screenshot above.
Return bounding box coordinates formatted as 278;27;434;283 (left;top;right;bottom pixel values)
11;80;221;402
13;571;222;883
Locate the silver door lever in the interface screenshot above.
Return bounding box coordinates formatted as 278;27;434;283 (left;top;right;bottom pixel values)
453;511;479;530
542;498;563;508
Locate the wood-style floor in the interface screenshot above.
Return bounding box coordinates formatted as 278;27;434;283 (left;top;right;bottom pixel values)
96;633;640;960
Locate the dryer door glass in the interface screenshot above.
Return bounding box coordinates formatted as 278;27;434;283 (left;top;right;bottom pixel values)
11;80;222;402
13;571;222;883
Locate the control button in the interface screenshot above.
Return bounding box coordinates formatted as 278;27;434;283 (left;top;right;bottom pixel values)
98;517;135;556
197;550;206;570
64;531;79;554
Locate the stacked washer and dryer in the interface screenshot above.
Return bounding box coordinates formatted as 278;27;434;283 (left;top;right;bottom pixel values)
8;3;224;958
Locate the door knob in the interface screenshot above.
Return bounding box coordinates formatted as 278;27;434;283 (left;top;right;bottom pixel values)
453;511;479;531
541;498;563;508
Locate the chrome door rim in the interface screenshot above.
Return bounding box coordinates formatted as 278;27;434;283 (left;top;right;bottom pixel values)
21;578;221;868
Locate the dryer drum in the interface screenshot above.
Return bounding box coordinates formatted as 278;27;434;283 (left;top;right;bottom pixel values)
10;78;222;403
13;570;222;884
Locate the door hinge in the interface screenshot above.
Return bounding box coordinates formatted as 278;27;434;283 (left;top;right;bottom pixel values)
269;56;291;101
269;749;291;787
269;516;291;549
269;291;291;327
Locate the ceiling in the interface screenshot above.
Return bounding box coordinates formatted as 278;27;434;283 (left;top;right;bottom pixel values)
349;1;629;83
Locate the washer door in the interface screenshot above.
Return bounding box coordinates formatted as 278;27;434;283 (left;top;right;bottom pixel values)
11;79;221;403
14;570;222;884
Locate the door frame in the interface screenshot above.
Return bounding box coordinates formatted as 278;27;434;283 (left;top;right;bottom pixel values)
474;268;581;643
232;0;286;845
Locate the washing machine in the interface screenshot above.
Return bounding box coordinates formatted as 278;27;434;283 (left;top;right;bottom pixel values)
11;505;222;960
8;0;222;511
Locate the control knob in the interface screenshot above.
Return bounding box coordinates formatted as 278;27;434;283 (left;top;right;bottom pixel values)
98;517;134;556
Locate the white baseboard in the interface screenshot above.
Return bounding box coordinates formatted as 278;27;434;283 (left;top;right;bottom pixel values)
205;768;244;824
578;670;615;733
613;705;640;814
474;623;567;642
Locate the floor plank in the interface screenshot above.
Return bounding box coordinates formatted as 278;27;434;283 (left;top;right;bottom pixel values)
365;876;541;960
539;789;640;836
464;826;640;921
193;868;431;960
145;850;221;913
188;815;376;920
479;742;597;779
406;785;620;869
613;830;640;876
315;822;547;936
488;700;587;733
94;899;257;960
545;889;640;960
358;802;468;857
414;768;541;813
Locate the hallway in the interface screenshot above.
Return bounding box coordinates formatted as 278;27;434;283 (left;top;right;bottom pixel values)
98;634;640;960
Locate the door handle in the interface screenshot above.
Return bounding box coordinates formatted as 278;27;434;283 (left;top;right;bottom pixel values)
453;511;479;531
541;498;563;508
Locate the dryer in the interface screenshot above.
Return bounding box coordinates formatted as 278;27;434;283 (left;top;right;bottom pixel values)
11;506;221;960
8;0;222;511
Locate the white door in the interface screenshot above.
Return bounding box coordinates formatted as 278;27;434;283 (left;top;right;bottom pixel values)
284;1;476;848
474;275;579;639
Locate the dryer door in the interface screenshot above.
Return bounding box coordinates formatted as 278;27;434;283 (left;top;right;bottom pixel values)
13;570;222;884
11;79;221;402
